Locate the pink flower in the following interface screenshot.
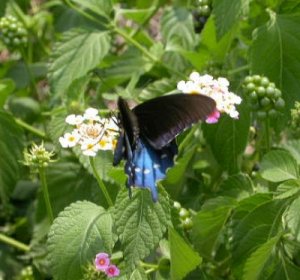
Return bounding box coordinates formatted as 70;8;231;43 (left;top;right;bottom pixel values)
206;110;220;124
105;265;120;278
94;253;110;271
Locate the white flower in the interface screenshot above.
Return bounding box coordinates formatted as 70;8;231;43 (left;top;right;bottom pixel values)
59;108;120;156
59;130;81;148
97;136;117;151
81;139;99;157
65;114;84;125
83;107;101;122
177;72;242;120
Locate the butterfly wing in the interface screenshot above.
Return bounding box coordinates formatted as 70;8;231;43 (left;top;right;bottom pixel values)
125;139;178;202
132;93;216;149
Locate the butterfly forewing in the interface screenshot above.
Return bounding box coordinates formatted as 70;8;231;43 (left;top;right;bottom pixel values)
132;94;216;149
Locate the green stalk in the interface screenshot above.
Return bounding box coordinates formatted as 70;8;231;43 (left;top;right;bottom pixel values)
0;233;30;252
89;157;113;207
39;166;54;223
264;117;271;152
15;118;46;138
227;65;250;76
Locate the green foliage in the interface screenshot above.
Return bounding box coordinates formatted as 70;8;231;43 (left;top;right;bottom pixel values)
169;227;202;280
1;0;300;279
114;188;171;269
48;201;115;280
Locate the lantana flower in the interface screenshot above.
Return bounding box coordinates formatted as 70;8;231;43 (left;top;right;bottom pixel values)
94;253;110;271
59;108;119;157
94;252;120;278
177;72;242;123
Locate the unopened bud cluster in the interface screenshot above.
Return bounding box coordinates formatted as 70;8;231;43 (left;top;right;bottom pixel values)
0;15;28;49
17;266;34;280
23;143;55;171
173;201;193;230
243;75;285;120
192;0;212;33
291;101;300;136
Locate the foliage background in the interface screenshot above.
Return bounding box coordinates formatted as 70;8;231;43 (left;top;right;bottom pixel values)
1;0;300;279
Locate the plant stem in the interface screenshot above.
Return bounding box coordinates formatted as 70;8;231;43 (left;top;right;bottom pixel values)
114;27;158;62
89;157;113;207
15;118;46;138
264;117;271;152
228;65;250;76
140;261;159;269
39;166;54;223
0;233;30;252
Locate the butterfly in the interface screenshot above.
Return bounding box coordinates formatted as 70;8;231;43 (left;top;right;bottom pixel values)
113;93;216;202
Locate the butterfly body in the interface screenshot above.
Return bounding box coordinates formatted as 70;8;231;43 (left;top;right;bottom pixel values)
114;94;216;201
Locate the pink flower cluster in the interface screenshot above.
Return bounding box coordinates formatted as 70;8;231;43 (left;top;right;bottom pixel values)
94;252;120;278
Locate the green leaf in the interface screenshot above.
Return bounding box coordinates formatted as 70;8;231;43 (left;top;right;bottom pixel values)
129;267;148;280
260;150;299;182
48;201;115;280
161;7;195;50
251;13;300;109
213;0;250;39
36;161;104;220
203;103;250;174
282;139;300;165
243;235;280;280
285;196;300;242
114;188;171;269
192;197;236;258
0;111;24;203
0;79;15;107
118;6;156;24
49;29;110;94
163;147;196;199
232;199;287;270
275;180;300;199
169;227;201;280
72;0;113;19
220;173;253;200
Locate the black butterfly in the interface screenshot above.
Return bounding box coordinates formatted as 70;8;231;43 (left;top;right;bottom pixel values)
113;93;216;202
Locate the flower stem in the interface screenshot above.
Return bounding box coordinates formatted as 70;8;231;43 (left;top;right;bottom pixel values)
228;65;250;76
15;118;46;138
0;233;30;252
89;157;113;207
39;166;54;223
140;261;159;269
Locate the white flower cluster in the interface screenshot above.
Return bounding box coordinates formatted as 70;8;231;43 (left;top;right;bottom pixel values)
59;108;119;157
177;72;242;120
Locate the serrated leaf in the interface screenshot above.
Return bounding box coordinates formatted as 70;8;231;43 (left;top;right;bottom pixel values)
232;199;287;269
203;103;250;174
192;197;236;258
118;6;156;24
213;0;250;40
285;196;300;242
275;180;300;199
114;188;171;269
49;29;110;94
48;201;115;280
161;7;195;50
72;0;113;19
129;267;148;280
260;150;299;182
243;235;280;280
0;110;24;203
169;227;201;280
251;13;300;109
